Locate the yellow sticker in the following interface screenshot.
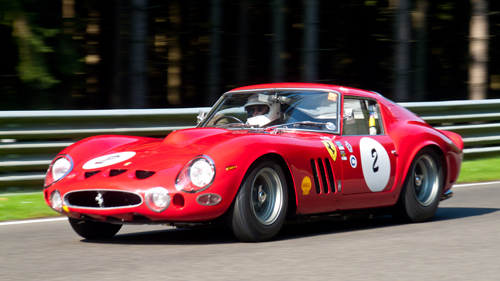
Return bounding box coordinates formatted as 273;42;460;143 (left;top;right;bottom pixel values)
301;176;312;195
328;92;338;102
322;140;337;161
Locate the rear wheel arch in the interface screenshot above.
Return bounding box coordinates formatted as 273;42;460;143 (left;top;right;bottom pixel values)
400;144;446;193
393;146;444;222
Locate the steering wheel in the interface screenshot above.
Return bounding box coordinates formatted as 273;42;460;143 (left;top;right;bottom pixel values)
213;115;244;125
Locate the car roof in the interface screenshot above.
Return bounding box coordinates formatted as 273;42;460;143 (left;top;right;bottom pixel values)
229;83;383;100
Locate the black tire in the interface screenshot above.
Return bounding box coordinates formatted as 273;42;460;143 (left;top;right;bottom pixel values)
392;148;443;223
230;159;288;242
68;218;122;240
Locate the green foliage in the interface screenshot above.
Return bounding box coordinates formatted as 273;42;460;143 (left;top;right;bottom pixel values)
16;36;60;88
0;0;80;109
12;10;60;88
437;3;455;21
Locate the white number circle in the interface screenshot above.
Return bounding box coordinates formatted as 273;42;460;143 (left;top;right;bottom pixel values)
83;151;136;170
359;138;390;192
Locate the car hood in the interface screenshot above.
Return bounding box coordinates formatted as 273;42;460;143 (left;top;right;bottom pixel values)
68;127;329;174
69;128;237;172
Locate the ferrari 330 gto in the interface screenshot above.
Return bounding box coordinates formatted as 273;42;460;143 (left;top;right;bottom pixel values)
44;83;463;242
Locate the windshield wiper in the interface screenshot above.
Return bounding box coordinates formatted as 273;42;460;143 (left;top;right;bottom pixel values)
218;123;258;129
267;121;336;131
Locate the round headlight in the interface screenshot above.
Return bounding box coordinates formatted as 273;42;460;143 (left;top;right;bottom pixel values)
52;157;71;182
145;187;170;213
50;190;63;212
45;155;73;187
175;155;216;193
190;158;215;187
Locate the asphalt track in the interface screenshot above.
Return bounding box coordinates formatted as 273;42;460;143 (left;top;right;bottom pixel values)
1;182;499;281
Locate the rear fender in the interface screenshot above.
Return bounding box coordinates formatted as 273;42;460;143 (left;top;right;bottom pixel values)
399;142;447;196
438;130;464;151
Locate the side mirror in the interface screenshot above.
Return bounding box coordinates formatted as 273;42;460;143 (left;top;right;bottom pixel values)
197;110;206;124
344;108;355;124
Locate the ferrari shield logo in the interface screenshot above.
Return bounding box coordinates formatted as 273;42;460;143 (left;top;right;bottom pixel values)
322;140;337;161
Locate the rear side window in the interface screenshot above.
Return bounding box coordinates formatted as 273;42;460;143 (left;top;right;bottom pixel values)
342;98;384;136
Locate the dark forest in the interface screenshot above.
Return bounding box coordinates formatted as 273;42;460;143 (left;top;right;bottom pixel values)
0;0;499;110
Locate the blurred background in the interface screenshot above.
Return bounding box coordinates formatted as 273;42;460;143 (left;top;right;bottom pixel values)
0;0;498;110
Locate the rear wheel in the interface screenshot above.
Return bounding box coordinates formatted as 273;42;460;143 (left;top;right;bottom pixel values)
68;218;122;240
392;148;443;223
230;159;288;242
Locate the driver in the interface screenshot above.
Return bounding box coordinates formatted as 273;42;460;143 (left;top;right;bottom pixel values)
244;94;281;127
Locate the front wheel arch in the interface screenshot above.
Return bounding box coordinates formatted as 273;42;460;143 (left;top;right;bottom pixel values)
228;156;290;242
254;154;296;218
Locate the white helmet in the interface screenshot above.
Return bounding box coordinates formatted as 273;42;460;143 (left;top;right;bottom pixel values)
245;94;280;127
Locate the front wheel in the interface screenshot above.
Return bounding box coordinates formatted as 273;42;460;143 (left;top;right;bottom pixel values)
230;159;288;242
68;218;122;240
392;148;443;223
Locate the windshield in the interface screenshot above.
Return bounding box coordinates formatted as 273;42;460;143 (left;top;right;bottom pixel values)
198;89;340;134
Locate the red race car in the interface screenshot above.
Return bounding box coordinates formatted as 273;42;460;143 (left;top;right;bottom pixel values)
44;83;463;242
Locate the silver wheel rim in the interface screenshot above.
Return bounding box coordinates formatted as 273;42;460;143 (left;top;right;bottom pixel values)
412;155;439;206
250;167;283;225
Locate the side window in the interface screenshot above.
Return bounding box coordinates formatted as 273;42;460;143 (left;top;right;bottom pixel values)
342;98;384;136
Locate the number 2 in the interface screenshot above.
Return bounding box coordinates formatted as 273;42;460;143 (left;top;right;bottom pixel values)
371;148;379;173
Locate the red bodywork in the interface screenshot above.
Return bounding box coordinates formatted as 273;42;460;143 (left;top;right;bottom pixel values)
44;83;463;224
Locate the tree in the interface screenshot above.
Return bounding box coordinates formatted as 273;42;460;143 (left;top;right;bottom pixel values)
302;0;318;82
394;0;411;102
130;0;149;108
469;0;489;100
413;0;428;101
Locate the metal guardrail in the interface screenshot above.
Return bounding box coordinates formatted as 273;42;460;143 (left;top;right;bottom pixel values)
1;100;499;192
399;99;500;155
0;108;210;192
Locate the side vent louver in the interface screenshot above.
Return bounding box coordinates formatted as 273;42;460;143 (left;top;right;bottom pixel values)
84;170;101;178
317;158;329;194
136;170;156;180
323;158;336;193
310;158;336;194
109;169;127;177
310;159;321;194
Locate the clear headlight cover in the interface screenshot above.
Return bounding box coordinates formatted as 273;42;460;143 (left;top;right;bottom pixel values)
145;187;170;212
175;156;215;193
49;190;63;212
45;155;73;187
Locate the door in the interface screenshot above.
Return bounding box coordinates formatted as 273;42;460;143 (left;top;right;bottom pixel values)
339;97;396;195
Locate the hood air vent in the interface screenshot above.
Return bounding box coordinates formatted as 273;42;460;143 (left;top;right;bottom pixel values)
136;170;155;179
110;169;127;177
84;170;101;178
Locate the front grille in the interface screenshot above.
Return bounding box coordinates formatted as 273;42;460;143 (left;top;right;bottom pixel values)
64;190;142;209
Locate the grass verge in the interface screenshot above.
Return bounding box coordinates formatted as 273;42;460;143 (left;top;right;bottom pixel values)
0;193;61;222
456;156;500;183
0;157;499;222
